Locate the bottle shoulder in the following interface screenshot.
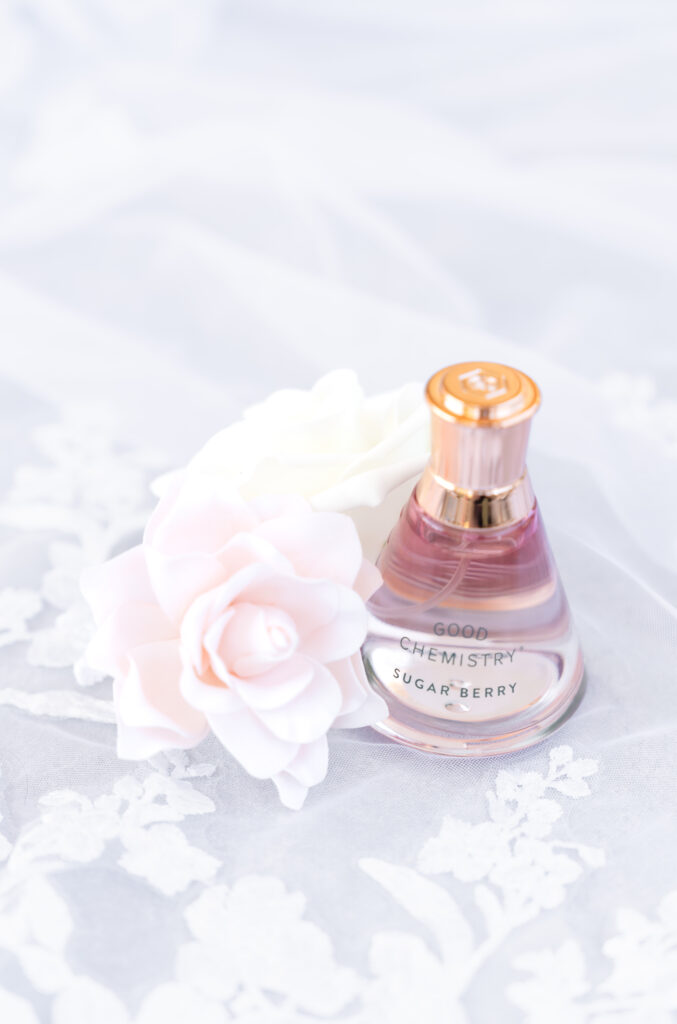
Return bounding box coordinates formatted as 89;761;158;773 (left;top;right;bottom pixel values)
372;494;557;609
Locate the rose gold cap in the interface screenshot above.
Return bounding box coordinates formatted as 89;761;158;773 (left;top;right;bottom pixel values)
426;362;540;428
417;362;540;526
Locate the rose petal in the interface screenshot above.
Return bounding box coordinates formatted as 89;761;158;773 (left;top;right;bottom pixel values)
195;608;236;679
116;720;201;760
256;661;342;743
216;533;292;579
145;547;228;626
117;640;208;741
249;493;313;520
228;655;315;710
81;546;154;625
205;603;299;679
299;585;367;663
164;535;292;632
207;706;299;778
179;561;279;676
145;473;256;556
85;603;176;677
240;575;366;662
271;738;329;809
237;573;335;628
254;511;362;586
284;736;329;787
144;493;289;625
353;558;382;602
334;691;388;729
271;772;308;810
326;653;369;716
179;663;244;715
330;654;388;729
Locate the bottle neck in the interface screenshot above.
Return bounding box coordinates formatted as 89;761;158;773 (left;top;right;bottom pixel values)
415;413;536;529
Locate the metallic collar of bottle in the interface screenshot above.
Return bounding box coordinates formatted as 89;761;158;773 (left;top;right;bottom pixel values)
416;468;535;529
417;362;540;529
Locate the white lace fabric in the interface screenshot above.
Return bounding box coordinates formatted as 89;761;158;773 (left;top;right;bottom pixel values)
1;2;677;1022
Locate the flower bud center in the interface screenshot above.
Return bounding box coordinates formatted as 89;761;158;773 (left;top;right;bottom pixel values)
267;623;292;652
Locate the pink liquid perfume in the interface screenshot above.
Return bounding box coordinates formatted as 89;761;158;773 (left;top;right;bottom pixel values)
362;362;584;755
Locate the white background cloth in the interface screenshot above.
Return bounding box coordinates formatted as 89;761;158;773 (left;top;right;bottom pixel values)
0;2;676;1022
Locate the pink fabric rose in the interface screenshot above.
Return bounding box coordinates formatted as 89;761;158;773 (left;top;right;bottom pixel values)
81;475;387;808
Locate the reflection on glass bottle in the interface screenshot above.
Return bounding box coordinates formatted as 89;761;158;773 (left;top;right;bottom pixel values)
362;362;584;755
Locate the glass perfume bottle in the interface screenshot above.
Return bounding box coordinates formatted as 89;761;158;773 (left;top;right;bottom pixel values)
362;362;584;755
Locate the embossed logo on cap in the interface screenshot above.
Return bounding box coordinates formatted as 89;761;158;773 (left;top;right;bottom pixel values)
458;367;509;399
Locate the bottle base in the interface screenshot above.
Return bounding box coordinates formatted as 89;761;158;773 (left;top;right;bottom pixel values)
367;653;585;757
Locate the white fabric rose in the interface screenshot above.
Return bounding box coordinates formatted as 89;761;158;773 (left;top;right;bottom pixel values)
154;371;429;561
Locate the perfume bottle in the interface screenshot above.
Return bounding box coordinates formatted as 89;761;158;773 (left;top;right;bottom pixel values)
362;362;584;755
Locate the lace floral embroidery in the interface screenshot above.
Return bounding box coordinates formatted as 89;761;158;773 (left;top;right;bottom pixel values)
357;746;603;1019
0;765;219;1022
0;408;162;693
510;890;677;1023
0;740;673;1021
138;876;360;1021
